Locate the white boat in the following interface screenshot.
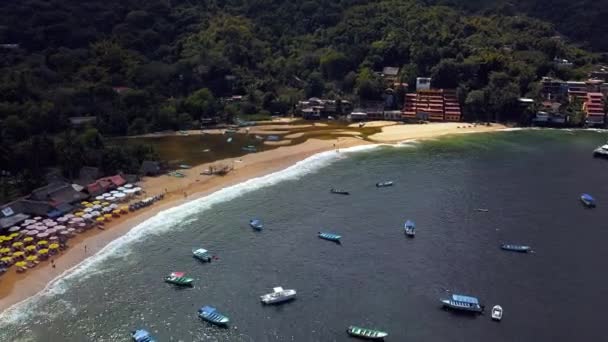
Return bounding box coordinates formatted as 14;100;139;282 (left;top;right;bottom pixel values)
593;144;608;158
491;305;503;321
260;286;296;304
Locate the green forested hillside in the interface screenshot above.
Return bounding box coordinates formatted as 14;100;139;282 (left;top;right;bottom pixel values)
0;0;600;197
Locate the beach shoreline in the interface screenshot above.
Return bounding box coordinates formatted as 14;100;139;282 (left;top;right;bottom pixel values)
0;122;505;314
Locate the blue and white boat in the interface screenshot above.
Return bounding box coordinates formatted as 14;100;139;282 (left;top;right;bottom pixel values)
131;329;155;342
404;220;415;237
198;306;230;326
500;244;532;253
318;232;341;242
192;247;212;262
250;219;263;231
242;145;257;152
441;294;483;313
581;193;596;207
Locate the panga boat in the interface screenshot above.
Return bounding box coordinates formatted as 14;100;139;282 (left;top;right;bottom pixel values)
441;294;483;313
192;248;212;262
198;305;230;326
375;181;394;188
491;305;503;321
260;286;297;304
330;188;350;195
347;326;388;340
404;220;415;237
250;219;263;231
164;272;193;287
318;232;341;242
581;193;596;207
132;329;155;342
593;144;608;158
500;244;532;253
242;145;257;152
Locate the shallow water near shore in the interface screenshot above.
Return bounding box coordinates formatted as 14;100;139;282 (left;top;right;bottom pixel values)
2;129;608;341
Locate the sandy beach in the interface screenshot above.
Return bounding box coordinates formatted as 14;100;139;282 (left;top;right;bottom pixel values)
0;121;505;313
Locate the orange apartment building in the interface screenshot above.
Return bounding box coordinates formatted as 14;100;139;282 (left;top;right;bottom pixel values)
402;89;462;122
584;92;606;125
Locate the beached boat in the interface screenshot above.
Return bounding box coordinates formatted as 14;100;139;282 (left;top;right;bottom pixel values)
164;272;193;287
500;244;532;253
198;306;230;326
593;144;608;158
192;248;212;262
491;305;503;321
441;294;483;313
242;145;257;152
404;220;415;237
347;326;388;340
250;219;263;231
224;129;238;134
132;329;156;342
267;135;280;141
260;286;297;304
330;188;350;195
581;193;596;207
318;232;341;242
375;181;394;188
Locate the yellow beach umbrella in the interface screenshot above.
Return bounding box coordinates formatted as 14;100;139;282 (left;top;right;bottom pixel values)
104;214;112;218
102;202;110;206
93;201;101;205
25;245;37;252
2;236;12;241
0;236;6;241
9;233;19;238
81;201;89;205
0;248;11;254
37;249;49;255
85;203;93;208
37;240;48;246
15;261;27;268
26;255;38;262
49;243;60;250
1;256;12;262
112;209;121;214
23;237;34;243
96;217;105;222
12;251;25;257
12;242;23;248
75;212;84;217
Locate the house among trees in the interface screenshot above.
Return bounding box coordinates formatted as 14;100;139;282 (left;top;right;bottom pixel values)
297;98;351;119
69;116;97;127
86;175;126;196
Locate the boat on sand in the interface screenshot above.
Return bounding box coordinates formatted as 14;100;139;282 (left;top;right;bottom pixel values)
347;326;388;340
260;286;297;304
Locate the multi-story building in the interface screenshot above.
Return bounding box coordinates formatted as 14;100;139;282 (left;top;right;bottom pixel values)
402;89;462;122
584;92;606;126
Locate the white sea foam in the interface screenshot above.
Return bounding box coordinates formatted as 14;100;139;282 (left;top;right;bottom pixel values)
0;143;387;324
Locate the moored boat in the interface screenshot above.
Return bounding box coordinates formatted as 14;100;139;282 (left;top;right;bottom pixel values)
500;244;532;253
260;286;297;304
164;272;194;287
375;181;394;188
198;305;230;326
593;144;608;158
581;193;596;207
250;219;263;231
347;326;388;340
330;188;350;195
404;220;415;237
242;145;257;152
318;232;341;242
192;248;212;262
132;329;155;342
491;305;503;321
441;294;483;313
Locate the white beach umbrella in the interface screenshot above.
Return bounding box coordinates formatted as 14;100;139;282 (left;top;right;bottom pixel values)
92;205;102;210
82;214;93;220
124;184;133;188
95;196;105;201
91;211;101;217
109;204;119;209
106;197;116;202
83;208;93;213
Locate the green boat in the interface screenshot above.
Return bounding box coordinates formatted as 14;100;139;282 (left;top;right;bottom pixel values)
164;272;193;287
347;326;388;340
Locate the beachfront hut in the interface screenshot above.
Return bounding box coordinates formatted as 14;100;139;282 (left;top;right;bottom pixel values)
140;161;162;176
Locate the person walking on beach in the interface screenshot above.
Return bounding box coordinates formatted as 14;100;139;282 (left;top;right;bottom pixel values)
84;245;87;254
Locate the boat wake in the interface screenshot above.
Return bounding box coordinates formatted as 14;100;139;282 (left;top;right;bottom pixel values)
0;143;383;324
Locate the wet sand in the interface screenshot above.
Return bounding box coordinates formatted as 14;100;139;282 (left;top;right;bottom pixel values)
0;122;505;312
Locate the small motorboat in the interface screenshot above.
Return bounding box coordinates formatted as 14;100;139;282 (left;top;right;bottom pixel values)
376;181;394;188
500;244;532;253
249;219;263;231
593;144;608;158
226;137;233;143
404;220;415;237
347;326;388;340
242;145;257;152
267;135;280;141
491;305;503;321
192;248;212;262
330;188;350;195
164;272;194;287
441;294;483;313
131;329;155;342
318;232;341;242
255;135;265;140
581;193;596;207
198;305;230;326
260;286;297;304
474;208;489;212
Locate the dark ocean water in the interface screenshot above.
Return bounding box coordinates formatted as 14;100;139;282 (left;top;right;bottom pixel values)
2;129;608;342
